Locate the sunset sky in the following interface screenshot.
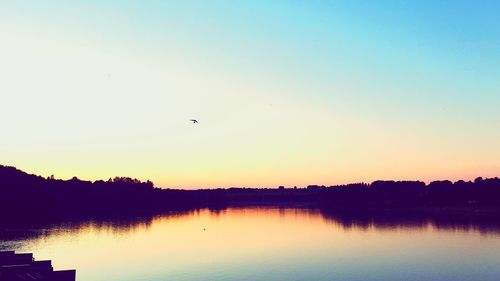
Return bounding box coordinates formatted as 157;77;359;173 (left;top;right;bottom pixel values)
1;1;499;188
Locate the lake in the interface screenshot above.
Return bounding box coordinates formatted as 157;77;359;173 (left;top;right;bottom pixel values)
1;207;500;281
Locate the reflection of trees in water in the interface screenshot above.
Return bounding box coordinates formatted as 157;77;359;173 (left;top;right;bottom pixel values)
193;206;500;235
2;206;500;251
318;208;500;234
0;210;198;248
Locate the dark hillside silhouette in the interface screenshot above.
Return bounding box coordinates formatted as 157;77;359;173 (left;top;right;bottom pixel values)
1;165;500;222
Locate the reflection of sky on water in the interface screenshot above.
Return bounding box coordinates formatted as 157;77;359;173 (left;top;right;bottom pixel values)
1;208;500;281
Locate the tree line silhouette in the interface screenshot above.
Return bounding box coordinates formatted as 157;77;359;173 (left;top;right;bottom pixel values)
1;165;500;221
0;165;209;219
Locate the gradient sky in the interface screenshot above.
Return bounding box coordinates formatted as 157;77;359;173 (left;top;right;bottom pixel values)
1;1;499;188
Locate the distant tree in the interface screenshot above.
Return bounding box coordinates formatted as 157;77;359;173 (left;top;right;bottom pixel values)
474;177;484;184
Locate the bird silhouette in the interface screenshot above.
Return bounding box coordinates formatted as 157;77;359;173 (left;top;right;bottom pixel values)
190;119;198;124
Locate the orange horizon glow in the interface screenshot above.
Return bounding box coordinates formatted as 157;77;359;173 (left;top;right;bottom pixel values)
1;2;499;189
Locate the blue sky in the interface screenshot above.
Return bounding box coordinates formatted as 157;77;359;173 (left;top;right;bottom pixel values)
1;1;499;187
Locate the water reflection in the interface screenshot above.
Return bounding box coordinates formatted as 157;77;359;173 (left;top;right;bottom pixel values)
0;210;195;249
1;208;500;281
318;208;500;234
2;207;500;244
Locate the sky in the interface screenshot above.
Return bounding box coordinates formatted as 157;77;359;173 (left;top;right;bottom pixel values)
1;0;499;188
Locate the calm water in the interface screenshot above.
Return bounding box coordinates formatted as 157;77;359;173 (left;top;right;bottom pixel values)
2;208;500;281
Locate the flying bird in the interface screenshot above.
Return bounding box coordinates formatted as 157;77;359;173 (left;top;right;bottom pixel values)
190;119;198;124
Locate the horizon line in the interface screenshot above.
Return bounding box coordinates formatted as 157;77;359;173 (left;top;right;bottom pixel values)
1;163;495;191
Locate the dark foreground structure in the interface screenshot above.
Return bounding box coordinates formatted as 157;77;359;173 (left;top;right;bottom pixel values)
0;251;75;281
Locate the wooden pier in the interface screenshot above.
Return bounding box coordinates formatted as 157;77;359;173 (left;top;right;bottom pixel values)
0;251;75;281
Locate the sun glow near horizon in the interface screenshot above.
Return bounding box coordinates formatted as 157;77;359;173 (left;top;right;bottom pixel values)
1;1;499;188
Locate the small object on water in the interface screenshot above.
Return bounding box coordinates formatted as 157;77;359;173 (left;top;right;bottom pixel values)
190;119;198;124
